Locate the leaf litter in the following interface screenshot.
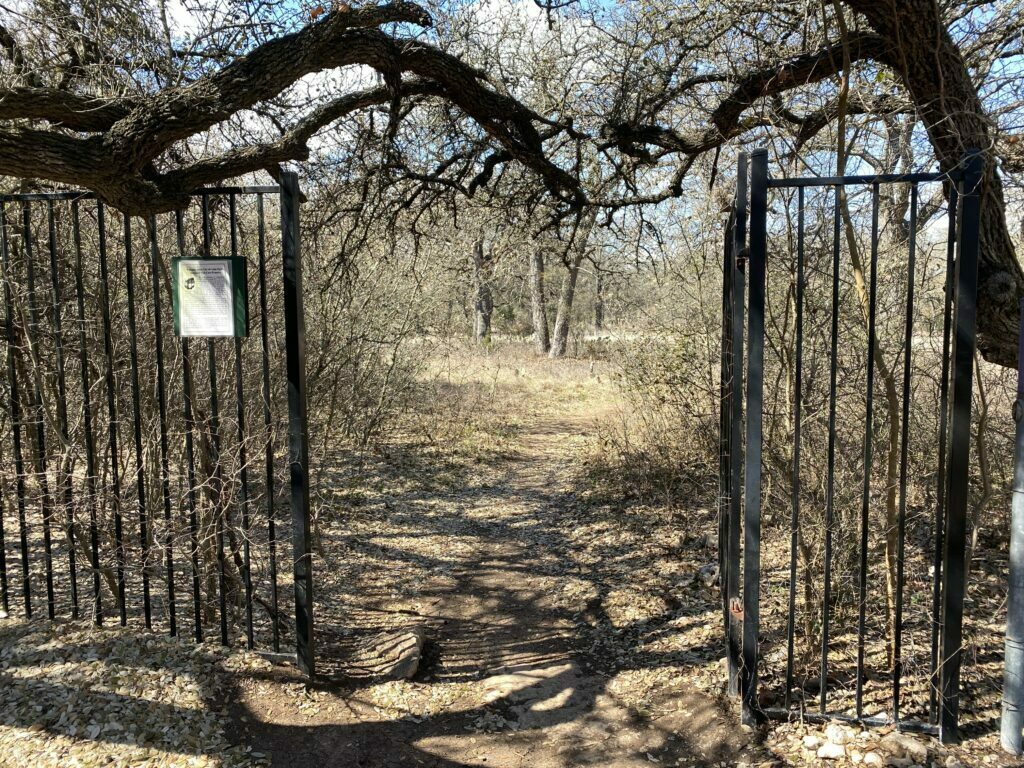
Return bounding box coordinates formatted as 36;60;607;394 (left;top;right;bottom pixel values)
0;617;271;767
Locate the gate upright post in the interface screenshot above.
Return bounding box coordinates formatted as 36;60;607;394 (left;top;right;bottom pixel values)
726;153;747;698
938;149;983;744
280;171;316;679
719;208;733;673
741;149;768;725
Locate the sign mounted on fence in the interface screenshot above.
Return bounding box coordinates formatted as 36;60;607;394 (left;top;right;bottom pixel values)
172;257;248;337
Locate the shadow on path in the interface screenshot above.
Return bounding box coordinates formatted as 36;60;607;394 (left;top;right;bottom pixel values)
228;399;763;767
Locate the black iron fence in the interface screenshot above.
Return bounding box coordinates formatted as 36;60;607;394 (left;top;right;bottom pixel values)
0;177;315;676
719;149;983;742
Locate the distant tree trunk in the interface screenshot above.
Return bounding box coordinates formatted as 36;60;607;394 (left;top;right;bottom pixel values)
549;213;596;359
529;247;550;353
549;257;581;359
594;268;604;333
472;239;493;343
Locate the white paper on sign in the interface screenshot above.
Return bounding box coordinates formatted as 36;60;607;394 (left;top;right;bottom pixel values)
178;260;234;336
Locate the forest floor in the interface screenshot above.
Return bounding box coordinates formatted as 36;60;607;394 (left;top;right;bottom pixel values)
0;343;1015;767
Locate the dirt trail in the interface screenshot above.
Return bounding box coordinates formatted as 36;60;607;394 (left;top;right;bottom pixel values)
230;358;763;767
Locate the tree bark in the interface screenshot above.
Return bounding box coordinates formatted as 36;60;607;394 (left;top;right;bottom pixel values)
842;0;1023;367
549;213;596;359
472;239;493;344
529;247;550;353
594;267;605;333
549;258;579;358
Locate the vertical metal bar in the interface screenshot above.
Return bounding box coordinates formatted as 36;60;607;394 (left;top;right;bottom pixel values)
177;209;203;642
894;184;919;721
855;183;881;717
229;194;255;649
931;183;959;722
938;150;983;744
257;193;280;652
727;153;747;697
123;214;152;628
741;149;768;725
821;184;842;714
200;194;229;647
47;201;77;618
281;171;315;678
97;202;127;625
24;203;56;619
785;186;805;709
719;207;733;672
72;202;102;625
1;204;30;617
148;215;176;636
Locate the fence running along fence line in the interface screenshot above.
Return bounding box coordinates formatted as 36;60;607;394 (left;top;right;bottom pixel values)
719;149;983;743
0;176;316;677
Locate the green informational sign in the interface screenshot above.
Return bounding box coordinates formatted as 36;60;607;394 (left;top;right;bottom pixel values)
171;257;248;338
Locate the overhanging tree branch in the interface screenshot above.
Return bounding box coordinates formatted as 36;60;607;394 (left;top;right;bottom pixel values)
601;32;888;158
0;1;580;213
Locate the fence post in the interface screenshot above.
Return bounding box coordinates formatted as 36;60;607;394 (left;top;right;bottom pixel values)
719;206;734;680
741;148;768;725
726;153;747;698
938;149;983;744
280;171;316;679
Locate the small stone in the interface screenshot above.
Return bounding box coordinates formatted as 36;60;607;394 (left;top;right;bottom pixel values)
880;732;929;763
803;735;822;749
825;723;853;745
351;626;425;680
864;752;884;766
817;743;846;760
697;563;719;587
944;758;965;768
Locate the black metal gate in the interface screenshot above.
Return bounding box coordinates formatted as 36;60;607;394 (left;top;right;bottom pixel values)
0;177;315;677
719;149;983;742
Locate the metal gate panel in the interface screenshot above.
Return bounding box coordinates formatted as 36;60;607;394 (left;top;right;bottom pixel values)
719;150;983;742
0;179;315;677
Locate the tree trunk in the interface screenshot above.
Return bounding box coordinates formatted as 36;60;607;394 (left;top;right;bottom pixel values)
843;0;1023;367
471;239;493;344
549;257;581;359
529;247;550;353
549;214;596;359
594;268;605;333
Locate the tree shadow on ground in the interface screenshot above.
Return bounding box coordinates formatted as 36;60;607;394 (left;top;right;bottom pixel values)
223;434;763;768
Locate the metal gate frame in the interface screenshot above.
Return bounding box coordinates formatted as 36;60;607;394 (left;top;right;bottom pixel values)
719;149;983;742
0;174;315;678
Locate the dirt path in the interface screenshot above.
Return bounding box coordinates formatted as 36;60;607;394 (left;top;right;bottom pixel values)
229;356;764;767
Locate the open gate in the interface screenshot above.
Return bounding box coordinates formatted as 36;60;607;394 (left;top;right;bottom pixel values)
0;177;315;677
719;149;983;742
